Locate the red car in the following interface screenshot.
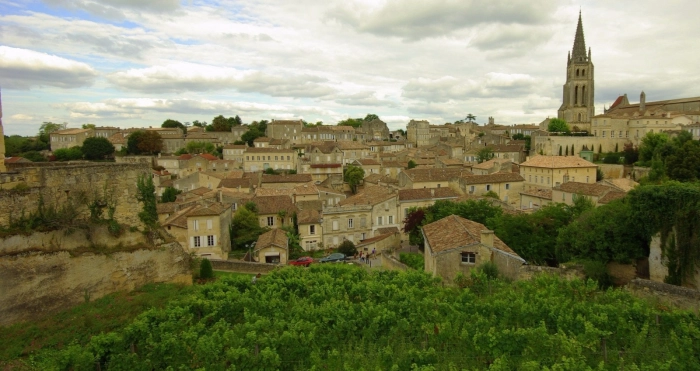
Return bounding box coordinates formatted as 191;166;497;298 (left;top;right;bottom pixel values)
289;256;314;267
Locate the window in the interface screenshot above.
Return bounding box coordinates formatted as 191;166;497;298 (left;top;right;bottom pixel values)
360;217;366;227
505;183;510;190
232;203;237;210
611;131;615;138
461;252;476;264
469;185;475;193
377;216;383;225
332;220;339;230
602;131;606;138
619;131;623;138
267;216;274;226
388;216;393;224
207;235;215;246
486;184;491;191
207;219;212;230
348;218;354;229
309;225;316;235
193;236;201;248
404;208;409;217
193;220;199;231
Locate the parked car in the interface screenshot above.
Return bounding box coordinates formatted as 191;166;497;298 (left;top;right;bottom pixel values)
319;253;346;263
289;256;314;267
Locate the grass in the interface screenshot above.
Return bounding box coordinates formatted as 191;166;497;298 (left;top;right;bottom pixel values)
213;270;254;279
0;282;195;363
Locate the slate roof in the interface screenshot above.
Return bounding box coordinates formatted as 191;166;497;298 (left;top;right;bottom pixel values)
422;215;521;258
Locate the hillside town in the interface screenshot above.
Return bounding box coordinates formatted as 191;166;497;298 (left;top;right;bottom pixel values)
2;6;700;369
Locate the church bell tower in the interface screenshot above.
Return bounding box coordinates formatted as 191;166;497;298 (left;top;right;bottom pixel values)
557;11;595;132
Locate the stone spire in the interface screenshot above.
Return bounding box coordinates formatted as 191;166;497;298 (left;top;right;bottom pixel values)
571;11;587;62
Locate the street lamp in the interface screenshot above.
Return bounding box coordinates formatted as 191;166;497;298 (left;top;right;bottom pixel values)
248;242;256;262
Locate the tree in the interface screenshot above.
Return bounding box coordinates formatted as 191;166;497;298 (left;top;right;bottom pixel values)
363;114;379;122
407;160;417;169
337;240;357;256
665;140;700;182
136;173;158;229
81;137;115;160
565;146;569;156
638;132;669;165
596;167;604;181
81;123;96;130
547;118;570;134
185;141;216;155
230;206;265;250
264;167;280;175
337;117;363;128
466;114;476;123
211;115;236;132
623;143;639;165
21;151;47;162
53;147;83;161
39;122;66;138
127;130;163;155
559;146;563;156
161;187;182;203
199;259;214;279
344;165;365;194
192;120;207;128
162;119;186;134
477;147;494;163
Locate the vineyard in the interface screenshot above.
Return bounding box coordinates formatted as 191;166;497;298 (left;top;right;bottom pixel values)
25;265;700;370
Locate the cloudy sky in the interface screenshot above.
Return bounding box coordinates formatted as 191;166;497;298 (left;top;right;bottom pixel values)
1;0;699;136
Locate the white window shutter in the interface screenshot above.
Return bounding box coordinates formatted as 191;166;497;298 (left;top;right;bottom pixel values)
213;235;217;246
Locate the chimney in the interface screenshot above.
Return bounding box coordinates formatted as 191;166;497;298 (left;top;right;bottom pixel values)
293;193;297;203
640;91;646;112
480;230;494;248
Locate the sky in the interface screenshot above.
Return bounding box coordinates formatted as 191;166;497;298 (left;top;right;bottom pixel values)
1;0;699;136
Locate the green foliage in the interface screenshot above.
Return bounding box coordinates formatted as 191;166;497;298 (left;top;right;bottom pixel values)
407;159;417;169
230;206;265;250
344;164;365;194
399;253;424;270
623;142;639;165
596;167;604;181
337;117;364;128
627;182;700;285
127;130;163;155
241;120;267;146
483;190;499;199
337;240;357;256
136;174;158;229
602;152;622;164
29;268;699;370
160;187;182;203
476;147;494;163
638;132;669;165
363;113;379;121
4;135;50;157
161;119;186;134
547;118;570;134
465;113;476;122
264;167;279;175
81;137;115;160
478;261;499;280
578;259;614;289
210;114;241;132
200;259;214;279
53;146;83;161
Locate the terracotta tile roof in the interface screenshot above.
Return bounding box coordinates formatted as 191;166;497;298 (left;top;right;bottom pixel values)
4;156;31;163
310;163;342;169
254;137;271;142
177;154;193;160
382;161;403;168
225;170;245;178
471;158;511;170
520;188;553;200
218;178;253;189
601;178;639;192
185;187;212;196
338;185;395;206
163;205;198;228
245;147;295;153
157;202;178;214
487;144;524;152
250;195;297;215
261;174;312;183
297;208;321;224
187;203;228;217
316;185;344;195
553;182;615;197
254;228;288;251
423;215;521;259
598;190;627;204
376;226;400;235
200;171;228;179
438;158;465;165
160;179;174;187
337;142;369;150
196;154;219;161
357;232;394;247
520;155;596;169
460;173;524;184
402;168;472;182
398;188;459;201
355;158;380;166
296;200;324;212
108;132;129;144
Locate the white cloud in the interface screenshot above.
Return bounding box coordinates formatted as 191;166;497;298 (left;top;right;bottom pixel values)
9;114;34;120
0;46;97;89
107;63;336;97
334;91;397;107
43;0;180;20
402;73;537;102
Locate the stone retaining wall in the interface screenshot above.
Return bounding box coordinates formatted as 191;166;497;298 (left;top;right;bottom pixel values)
380;251;410;271
627;279;700;314
210;259;279;274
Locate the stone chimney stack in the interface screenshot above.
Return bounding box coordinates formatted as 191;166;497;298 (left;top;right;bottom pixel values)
640;91;646;112
480;230;494;248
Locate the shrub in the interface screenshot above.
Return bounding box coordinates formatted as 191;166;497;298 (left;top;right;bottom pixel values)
337;240;357;256
200;259;214;279
579;259;613;289
399;253;424;270
478;261;499;280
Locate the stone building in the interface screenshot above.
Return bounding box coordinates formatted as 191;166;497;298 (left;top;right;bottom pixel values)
243;147;296;172
361;119;390;140
422;215;525;283
49;128;94;151
519;155;597;190
407;119;430;147
254;228;289;264
458;172;525;206
265;119;304;145
557;11;595;131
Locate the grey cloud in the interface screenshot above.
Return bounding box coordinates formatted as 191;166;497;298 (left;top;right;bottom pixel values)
43;0;180;20
65;33;155;58
0;47;97;89
402;73;537;102
329;0;556;41
334;91;397;107
107;65;336;98
469;24;552;54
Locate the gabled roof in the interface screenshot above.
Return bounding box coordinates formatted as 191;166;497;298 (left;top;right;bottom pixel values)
261;174;312;183
223;144;248;149
357;232;395;247
520;188;553;200
254;229;288;251
460;173;524;185
398;188;459;201
471;158;511;170
402;168;472;182
196;153;219;161
553;181;615;197
338;185;394;206
297;208;321;224
186;203;228;217
354;158;380;166
520;155;596;169
250;195;297;215
422;215;521;259
218;178;253;189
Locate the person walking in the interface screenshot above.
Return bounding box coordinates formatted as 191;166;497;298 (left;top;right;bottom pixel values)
252;273;261;284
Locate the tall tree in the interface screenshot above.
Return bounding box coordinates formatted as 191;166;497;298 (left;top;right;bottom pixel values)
127;130;163;155
230;206;266;250
638;132;669;164
38;122;67;144
363;114;379;121
185;141;216;155
81;137;115;160
162;119;186;134
81;123;96;130
161;187;182;203
547;118;570;134
477;147;494;163
466;114;476;123
344;165;365;194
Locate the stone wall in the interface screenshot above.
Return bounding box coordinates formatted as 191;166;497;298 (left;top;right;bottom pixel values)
0;227;191;326
517;264;586;281
0;163;150;228
380;251;409;271
598;164;625;179
116;155;157;167
627;279;700;314
209;259;279;274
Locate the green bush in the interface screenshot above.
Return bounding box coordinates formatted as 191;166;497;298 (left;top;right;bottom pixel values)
579;259;613;289
399;253;424;270
200;259;214;279
337;240;357;256
478;261;499;280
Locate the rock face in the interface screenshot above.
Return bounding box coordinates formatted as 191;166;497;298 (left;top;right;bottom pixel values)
0;227;192;326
